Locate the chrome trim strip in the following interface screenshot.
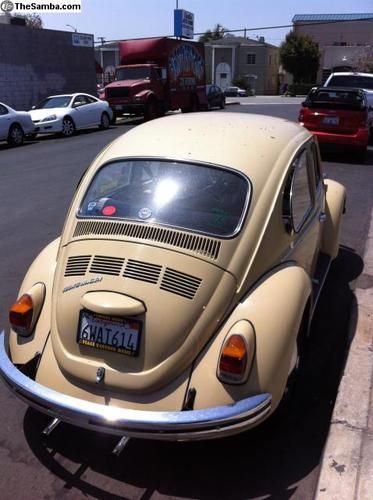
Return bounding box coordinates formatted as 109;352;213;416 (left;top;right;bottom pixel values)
0;331;271;440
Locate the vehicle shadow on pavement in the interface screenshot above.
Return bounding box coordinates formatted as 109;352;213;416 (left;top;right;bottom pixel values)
23;247;363;500
320;147;373;166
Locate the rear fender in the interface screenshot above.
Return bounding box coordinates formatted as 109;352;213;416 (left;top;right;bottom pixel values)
321;179;346;260
188;265;312;413
9;238;60;364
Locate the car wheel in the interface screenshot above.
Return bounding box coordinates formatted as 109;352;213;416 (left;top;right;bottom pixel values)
220;98;225;109
357;146;367;164
99;112;110;130
144;99;158;121
7;123;24;146
61;117;75;137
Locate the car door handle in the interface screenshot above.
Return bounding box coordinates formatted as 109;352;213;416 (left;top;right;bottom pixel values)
319;212;326;222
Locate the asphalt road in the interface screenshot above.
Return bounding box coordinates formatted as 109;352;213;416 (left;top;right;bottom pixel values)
0;101;372;500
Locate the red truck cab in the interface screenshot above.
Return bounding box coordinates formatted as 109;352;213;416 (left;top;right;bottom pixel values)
102;37;207;121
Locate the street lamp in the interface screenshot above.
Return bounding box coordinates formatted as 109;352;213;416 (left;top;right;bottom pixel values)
66;24;77;32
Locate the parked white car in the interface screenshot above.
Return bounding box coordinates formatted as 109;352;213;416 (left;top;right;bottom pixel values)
29;93;114;137
0;102;35;146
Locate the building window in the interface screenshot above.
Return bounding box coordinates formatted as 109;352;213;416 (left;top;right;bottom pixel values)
247;53;256;65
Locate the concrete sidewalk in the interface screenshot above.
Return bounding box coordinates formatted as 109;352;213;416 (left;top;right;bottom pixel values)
315;209;373;500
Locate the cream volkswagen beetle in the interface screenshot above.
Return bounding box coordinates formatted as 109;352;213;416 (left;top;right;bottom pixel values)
0;113;346;443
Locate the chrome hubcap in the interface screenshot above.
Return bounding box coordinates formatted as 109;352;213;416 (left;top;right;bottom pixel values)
62;120;74;136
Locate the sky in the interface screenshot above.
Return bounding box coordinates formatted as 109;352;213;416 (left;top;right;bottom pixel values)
40;0;373;46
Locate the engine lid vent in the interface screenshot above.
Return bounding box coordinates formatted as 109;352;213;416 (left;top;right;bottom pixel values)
64;255;91;276
89;255;125;276
160;268;202;300
123;259;162;284
73;221;221;260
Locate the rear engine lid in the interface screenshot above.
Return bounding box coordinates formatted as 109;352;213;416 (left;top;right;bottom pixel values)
50;239;237;393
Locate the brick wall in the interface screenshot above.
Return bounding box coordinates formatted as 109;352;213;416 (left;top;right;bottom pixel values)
0;24;96;110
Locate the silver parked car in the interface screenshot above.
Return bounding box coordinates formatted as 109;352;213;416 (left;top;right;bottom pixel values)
224;86;248;97
0;102;35;147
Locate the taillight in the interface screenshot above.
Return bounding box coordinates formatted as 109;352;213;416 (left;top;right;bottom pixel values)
9;294;34;335
9;283;45;336
218;321;255;384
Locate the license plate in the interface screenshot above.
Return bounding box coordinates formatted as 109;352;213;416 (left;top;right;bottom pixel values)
322;116;339;125
77;310;141;356
114;105;123;111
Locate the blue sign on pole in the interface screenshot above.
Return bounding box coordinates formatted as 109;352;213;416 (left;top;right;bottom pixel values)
174;9;194;39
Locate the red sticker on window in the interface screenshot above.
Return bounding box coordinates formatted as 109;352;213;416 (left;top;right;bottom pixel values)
102;205;117;216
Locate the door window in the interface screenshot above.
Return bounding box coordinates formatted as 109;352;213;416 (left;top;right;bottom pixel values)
283;150;314;233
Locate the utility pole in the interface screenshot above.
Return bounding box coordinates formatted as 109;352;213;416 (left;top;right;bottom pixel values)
97;37;106;86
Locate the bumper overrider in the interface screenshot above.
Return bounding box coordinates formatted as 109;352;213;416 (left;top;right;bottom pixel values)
0;331;272;440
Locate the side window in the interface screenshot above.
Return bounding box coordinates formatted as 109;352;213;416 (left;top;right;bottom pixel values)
310;142;321;188
291;151;313;232
0;104;8;115
86;95;97;104
73;95;87;107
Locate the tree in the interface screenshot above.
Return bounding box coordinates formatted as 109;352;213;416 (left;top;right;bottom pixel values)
15;13;43;29
351;48;373;72
280;32;320;83
199;23;227;43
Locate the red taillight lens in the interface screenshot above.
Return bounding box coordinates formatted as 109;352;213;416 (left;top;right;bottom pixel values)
9;294;34;335
219;334;248;382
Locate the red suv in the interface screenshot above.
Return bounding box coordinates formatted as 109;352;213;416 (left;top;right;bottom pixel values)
299;86;370;161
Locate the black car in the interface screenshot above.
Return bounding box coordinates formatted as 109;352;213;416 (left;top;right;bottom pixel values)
206;84;226;110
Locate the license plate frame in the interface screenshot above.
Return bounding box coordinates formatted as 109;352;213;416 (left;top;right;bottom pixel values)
322;116;339;125
77;310;141;357
114;105;124;111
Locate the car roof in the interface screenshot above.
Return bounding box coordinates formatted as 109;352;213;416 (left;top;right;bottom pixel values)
46;93;95;99
314;86;364;93
328;72;373;77
97;112;311;192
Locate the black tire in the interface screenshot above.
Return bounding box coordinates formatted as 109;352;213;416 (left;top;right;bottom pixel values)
7;123;24;146
99;112;110;130
220;98;226;109
190;95;199;112
144;98;158;121
110;110;117;125
356;146;367;164
60;116;75;137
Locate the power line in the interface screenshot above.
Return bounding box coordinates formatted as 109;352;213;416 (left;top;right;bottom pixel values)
94;16;373;45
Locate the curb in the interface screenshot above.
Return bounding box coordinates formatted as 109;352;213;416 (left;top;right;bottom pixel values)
315;209;373;500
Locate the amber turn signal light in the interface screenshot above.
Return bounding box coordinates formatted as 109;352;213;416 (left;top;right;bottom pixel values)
9;294;34;336
218;334;248;383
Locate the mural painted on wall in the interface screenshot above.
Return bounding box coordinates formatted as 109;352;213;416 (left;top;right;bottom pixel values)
168;44;205;88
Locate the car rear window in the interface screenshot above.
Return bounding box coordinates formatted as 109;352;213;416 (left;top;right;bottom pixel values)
78;160;250;238
327;75;373;90
305;89;366;110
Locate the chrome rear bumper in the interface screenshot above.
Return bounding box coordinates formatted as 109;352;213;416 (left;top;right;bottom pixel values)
0;331;272;440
